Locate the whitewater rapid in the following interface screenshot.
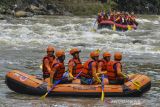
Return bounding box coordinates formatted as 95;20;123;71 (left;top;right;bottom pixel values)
0;15;160;107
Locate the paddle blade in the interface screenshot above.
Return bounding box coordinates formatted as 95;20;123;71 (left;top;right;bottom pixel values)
133;81;141;90
113;24;116;31
40;64;43;69
127;25;132;30
101;91;104;101
40;93;48;100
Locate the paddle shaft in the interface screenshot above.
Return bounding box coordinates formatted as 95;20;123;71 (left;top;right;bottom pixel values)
46;71;82;95
101;74;105;101
46;71;69;95
122;73;140;89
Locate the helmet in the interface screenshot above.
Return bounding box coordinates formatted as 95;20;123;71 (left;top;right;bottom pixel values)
70;48;81;55
90;51;99;58
47;45;55;52
114;52;122;60
103;52;111;58
56;50;65;57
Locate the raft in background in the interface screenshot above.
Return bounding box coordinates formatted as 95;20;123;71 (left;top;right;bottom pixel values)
98;20;138;31
5;70;151;97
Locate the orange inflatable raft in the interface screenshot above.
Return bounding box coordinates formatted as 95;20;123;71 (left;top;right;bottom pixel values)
5;70;151;97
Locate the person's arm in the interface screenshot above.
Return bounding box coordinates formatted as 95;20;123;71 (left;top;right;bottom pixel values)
97;62;108;76
50;64;59;86
44;59;52;73
92;62;101;83
96;71;108;76
115;17;120;22
116;63;123;77
68;61;74;78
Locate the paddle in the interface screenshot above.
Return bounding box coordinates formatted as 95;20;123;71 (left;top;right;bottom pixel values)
40;64;43;69
112;16;116;31
40;71;69;100
121;73;140;90
113;23;116;31
91;19;97;32
40;71;82;100
101;74;105;101
127;25;132;31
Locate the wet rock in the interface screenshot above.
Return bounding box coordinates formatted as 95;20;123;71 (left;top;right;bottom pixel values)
132;40;143;44
63;11;73;16
0;14;5;20
14;10;33;17
26;4;47;15
0;7;8;14
30;4;40;11
46;4;64;15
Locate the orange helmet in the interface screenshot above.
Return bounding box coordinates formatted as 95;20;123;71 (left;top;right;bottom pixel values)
47;45;55;52
114;52;122;60
70;48;81;55
55;50;65;57
90;50;99;58
103;52;111;58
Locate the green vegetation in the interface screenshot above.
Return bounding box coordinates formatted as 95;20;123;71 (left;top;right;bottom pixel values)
0;0;160;15
113;0;160;14
46;0;116;15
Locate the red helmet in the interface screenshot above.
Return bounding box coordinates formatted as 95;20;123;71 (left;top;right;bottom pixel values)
70;48;81;55
90;51;99;58
103;52;111;58
47;45;55;52
55;50;65;57
114;52;122;60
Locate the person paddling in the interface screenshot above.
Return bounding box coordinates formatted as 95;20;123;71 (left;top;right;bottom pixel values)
97;52;112;84
68;48;83;80
42;45;55;82
106;52;124;84
130;12;138;26
50;50;67;87
81;50;101;85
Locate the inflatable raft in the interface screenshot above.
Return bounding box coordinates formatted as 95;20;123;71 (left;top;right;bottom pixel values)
98;20;137;31
5;70;151;97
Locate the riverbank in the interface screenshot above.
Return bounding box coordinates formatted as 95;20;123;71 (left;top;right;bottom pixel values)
0;0;115;17
0;0;160;18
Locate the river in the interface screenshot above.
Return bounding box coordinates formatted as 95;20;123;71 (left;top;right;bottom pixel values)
0;15;160;107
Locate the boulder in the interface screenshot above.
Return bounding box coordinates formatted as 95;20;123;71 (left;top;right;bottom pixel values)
0;14;5;20
14;10;33;17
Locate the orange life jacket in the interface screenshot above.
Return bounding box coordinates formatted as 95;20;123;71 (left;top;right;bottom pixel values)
68;58;83;77
98;59;107;71
42;55;55;75
106;61;122;80
52;59;65;80
82;59;98;78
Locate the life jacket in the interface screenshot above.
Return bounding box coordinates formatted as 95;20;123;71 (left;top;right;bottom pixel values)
110;15;115;21
98;59;107;71
42;55;55;75
82;59;98;78
106;61;122;80
126;16;134;25
97;15;104;23
68;58;83;77
52;59;65;80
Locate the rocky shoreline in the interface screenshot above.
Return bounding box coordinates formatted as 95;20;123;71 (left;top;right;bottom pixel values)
0;0;105;18
0;0;160;18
